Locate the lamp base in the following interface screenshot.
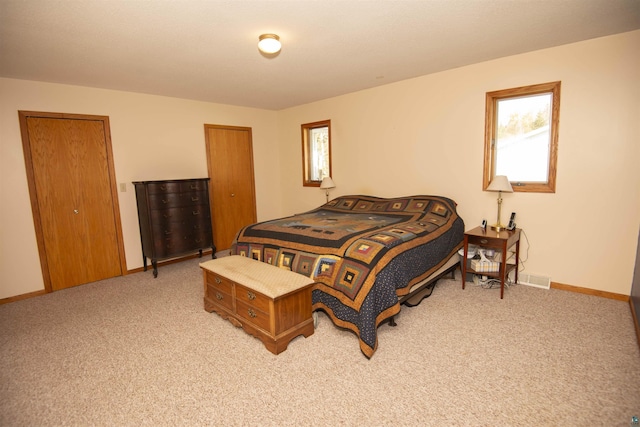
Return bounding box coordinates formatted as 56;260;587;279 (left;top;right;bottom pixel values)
490;223;506;232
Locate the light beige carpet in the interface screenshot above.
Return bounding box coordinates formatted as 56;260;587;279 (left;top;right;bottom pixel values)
1;257;639;426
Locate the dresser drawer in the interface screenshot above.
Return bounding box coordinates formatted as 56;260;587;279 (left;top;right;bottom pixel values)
155;234;207;257
146;182;182;194
183;191;208;205
192;229;213;247
148;191;209;210
236;299;270;331
181;180;207;192
150;218;211;237
187;203;210;219
150;205;210;226
148;192;182;209
235;283;271;313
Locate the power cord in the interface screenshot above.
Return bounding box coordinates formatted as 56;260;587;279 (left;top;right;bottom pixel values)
511;228;530;285
471;229;531;289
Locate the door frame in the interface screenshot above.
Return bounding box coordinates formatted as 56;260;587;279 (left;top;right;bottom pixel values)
18;111;128;292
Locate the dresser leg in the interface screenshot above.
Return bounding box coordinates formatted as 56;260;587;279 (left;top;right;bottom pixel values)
211;245;217;259
152;260;158;278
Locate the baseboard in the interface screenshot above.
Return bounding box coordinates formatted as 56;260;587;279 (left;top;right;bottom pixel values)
550;281;629;302
630;298;640;351
126;250;216;274
1;251;218;305
0;289;48;305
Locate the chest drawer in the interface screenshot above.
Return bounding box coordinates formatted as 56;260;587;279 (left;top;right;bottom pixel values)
205;270;233;293
205;271;234;311
235;299;270;331
206;283;234;311
235;283;271;313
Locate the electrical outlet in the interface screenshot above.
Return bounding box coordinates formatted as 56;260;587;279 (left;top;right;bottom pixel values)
119;183;126;192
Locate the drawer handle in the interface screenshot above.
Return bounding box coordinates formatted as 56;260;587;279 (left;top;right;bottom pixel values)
192;211;200;215
162;199;168;204
164;230;171;235
247;291;256;300
190;184;198;189
248;308;257;318
160;185;167;190
480;239;488;244
215;292;223;300
191;197;199;202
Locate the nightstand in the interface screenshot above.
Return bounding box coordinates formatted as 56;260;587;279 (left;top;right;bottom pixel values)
462;226;521;299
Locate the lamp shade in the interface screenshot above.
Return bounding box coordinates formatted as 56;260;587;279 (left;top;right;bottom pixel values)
486;175;513;193
320;177;335;189
258;34;281;54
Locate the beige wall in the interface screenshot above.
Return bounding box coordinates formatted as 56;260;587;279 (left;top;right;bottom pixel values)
0;80;281;298
1;30;639;299
277;30;640;294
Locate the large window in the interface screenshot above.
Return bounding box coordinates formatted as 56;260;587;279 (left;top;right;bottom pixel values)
483;81;561;193
301;120;331;187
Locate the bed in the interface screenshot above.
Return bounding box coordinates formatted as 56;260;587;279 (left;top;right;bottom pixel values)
230;195;464;357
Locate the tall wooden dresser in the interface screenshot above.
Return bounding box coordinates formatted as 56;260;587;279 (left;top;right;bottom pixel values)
133;178;215;277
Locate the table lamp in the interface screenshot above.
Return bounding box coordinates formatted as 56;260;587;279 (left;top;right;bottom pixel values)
320;177;335;203
486;175;513;231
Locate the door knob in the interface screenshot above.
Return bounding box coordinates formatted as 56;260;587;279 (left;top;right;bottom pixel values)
231;193;235;197
73;209;79;214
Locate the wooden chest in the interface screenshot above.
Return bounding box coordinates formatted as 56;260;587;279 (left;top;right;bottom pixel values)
201;256;315;354
133;178;215;277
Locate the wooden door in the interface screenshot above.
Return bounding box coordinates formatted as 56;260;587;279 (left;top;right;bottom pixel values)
205;125;257;251
19;112;126;291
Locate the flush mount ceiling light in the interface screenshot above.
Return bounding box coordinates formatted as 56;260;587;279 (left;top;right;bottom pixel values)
258;34;281;54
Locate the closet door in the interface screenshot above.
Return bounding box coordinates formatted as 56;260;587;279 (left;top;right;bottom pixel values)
20;112;125;291
205;125;257;252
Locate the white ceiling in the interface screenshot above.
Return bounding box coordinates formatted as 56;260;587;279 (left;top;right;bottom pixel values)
1;0;639;110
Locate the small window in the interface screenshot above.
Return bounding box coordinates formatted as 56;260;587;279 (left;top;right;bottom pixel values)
483;81;561;193
301;120;331;187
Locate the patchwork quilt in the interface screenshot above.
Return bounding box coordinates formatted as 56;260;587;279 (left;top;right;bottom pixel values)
231;195;464;357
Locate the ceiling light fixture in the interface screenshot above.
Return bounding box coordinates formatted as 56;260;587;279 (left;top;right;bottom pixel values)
258;34;281;54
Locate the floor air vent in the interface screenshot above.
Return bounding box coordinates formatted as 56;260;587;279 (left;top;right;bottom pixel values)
518;273;551;289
